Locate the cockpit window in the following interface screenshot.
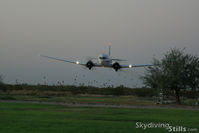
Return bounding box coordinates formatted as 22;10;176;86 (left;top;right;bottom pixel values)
99;57;107;59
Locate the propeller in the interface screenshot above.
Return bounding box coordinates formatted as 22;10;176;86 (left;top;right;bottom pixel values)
86;61;94;70
112;62;121;71
80;60;97;71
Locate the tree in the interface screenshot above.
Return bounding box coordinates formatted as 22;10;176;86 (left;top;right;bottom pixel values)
0;75;5;91
0;75;3;85
185;55;199;91
143;48;199;104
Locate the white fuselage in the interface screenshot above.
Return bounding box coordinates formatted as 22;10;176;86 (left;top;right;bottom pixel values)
98;54;112;67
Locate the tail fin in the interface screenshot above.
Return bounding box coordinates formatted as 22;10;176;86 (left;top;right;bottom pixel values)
108;42;112;56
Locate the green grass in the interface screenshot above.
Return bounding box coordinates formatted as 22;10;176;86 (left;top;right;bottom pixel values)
0;102;198;133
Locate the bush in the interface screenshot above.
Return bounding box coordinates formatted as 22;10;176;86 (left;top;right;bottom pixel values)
0;84;159;97
133;88;157;97
0;75;3;85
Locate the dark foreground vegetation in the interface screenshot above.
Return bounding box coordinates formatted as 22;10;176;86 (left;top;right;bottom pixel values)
0;84;157;97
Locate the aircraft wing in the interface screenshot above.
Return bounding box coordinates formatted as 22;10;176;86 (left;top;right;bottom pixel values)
120;64;153;68
40;55;86;66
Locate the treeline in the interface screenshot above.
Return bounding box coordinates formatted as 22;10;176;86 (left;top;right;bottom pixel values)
0;84;157;97
0;84;198;98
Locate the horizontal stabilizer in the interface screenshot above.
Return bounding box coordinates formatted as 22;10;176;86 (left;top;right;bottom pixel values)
111;58;127;61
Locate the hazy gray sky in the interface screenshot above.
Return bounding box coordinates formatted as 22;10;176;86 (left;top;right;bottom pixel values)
1;0;199;87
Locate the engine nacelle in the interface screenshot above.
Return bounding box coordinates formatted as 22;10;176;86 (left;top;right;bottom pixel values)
112;62;121;71
86;60;94;70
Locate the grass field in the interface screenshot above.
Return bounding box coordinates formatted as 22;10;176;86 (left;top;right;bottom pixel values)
0;102;198;133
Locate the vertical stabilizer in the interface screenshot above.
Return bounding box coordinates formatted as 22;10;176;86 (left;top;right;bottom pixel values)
108;42;112;56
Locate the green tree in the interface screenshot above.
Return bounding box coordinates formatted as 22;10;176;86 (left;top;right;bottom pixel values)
0;75;5;91
185;55;199;91
143;48;199;104
0;75;3;85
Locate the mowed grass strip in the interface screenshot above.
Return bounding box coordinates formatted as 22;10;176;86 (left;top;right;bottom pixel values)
0;102;198;133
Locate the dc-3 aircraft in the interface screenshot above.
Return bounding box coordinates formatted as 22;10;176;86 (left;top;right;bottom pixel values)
41;44;152;71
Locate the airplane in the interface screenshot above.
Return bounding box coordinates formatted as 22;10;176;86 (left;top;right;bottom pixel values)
40;44;152;71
